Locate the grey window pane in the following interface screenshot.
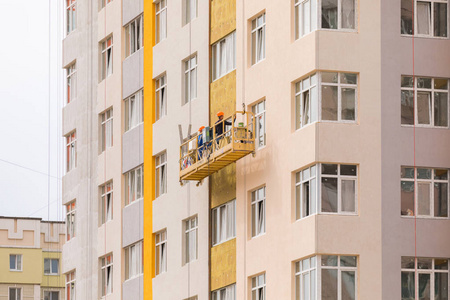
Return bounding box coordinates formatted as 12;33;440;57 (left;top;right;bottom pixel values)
417;2;431;35
341;180;356;212
401;167;415;179
401;257;415;269
418;273;431;299
322;269;338;300
44;259;50;273
418;183;431;216
418;168;432;179
322;86;338;121
341;88;356;120
401;181;415;216
435;273;448;299
401;272;415;299
341;271;356;300
341;165;357;176
10;255;15;269
296;185;301;219
418;258;432;269
418;77;432;89
295;94;301;129
322;177;338;212
322;72;338;83
434;182;448;217
52;259;59;273
295;274;301;300
434;3;447;37
435;169;448;180
435;79;448;90
402;76;414;88
340;256;357;267
302;182;310;218
401;0;413;34
341;0;355;29
322;164;338;175
401;90;414;125
322;255;338;266
340;73;357;84
9;288;16;300
434;92;448;127
435;259;449;270
417;91;431;125
322;0;337;29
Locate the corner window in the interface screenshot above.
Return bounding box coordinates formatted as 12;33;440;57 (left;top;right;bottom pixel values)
212;284;236;300
401;167;448;218
100;254;113;297
296;165;317;219
321;0;356;30
44;258;59;275
401;0;448;37
252;100;266;148
155;230;167;275
100;108;113;152
295;256;317;300
125;15;143;58
184;56;197;104
251;187;266;237
100;37;113;81
125;166;143;205
66;201;76;240
251;13;266;65
66;271;76;300
184;216;198;264
124;90;144;132
156;75;167;121
295;74;318;129
401;76;448;127
9;288;21;300
155;152;167;198
9;254;22;271
66;131;76;172
212;200;236;246
125;241;143;280
321;255;357;299
184;0;197;25
100;181;113;224
66;0;76;34
251;274;266;300
43;291;59;300
212;32;236;81
156;0;167;43
66;63;76;105
295;0;318;39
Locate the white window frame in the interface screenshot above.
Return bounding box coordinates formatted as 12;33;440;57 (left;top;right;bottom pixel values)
66;271;76;300
184;0;197;25
318;255;358;300
212;284;236;300
66;0;76;34
212;200;236;246
251;273;266;300
212;31;236;81
100;0;112;9
296;165;318;220
155;152;167;198
100;182;113;224
251;13;266;65
401;0;448;38
401;76;449;128
185;216;198;264
66;201;76;241
66;63;76;105
155;230;167;275
184;55;197;104
43;290;59;300
9;287;22;300
9;254;22;271
319;0;357;31
66;131;76;172
124;90;144;132
155;75;167;121
295;256;317;300
251;187;266;238
155;0;167;43
252;100;266;149
100;36;113;81
125;15;143;58
125;241;143;280
100;254;113;297
125;166;143;206
401;167;449;218
295;74;319;129
100;108;113;152
295;0;318;39
44;258;59;275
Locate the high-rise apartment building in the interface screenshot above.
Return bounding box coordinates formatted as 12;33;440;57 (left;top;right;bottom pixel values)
62;0;450;299
0;217;64;300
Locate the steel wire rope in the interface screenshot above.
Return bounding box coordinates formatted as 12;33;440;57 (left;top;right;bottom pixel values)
187;9;193;299
103;2;108;299
47;0;52;290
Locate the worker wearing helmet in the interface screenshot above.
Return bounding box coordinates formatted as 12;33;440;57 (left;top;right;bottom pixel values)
214;111;235;148
197;126;205;159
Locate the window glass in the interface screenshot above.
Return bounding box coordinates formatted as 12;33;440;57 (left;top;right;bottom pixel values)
322;0;338;29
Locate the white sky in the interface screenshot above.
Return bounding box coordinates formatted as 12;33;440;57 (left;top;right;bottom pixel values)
0;0;62;221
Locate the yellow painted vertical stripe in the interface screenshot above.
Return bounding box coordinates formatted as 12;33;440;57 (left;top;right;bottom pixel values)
143;1;155;299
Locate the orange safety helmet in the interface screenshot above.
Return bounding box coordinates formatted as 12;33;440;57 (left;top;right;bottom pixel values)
217;111;224;117
198;126;205;132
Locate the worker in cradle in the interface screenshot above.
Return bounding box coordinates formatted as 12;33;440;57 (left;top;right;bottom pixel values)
215;111;235;137
197;126;205;159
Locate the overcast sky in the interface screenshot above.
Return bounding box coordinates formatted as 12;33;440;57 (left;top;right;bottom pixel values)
0;0;62;221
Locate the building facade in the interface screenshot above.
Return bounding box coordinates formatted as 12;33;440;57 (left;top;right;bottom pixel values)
0;217;64;300
62;0;450;299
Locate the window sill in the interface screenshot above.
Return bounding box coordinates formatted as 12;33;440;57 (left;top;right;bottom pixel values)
212;236;236;247
9;270;22;272
44;274;60;276
251;58;266;68
401;215;448;220
124;273;143;282
319;212;358;216
211;68;236;83
319;28;358;33
251;232;266;239
401;124;448;129
401;34;448;40
125;197;143;207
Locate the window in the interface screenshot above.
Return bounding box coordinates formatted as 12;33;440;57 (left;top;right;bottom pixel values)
321;255;357;300
401;76;448;127
185;216;198;264
184;0;197;25
252;100;266;148
9;254;22;271
124;90;144;131
251;13;266;65
44;291;59;300
251;274;266;300
66;0;76;34
295;74;318;129
155;0;167;43
212;284;236;300
100;37;113;81
100;0;112;9
66;201;76;240
125;16;143;57
212;200;236;246
295;256;317;300
212;32;236;81
155;230;167;275
100;254;113;297
251;187;266;237
155;75;167;121
44;259;59;275
401;257;448;299
321;0;356;30
401;0;448;37
321;72;357;122
125;242;143;280
184;56;197;104
66;63;76;104
401;167;448;217
321;164;357;214
66;271;76;300
295;0;318;39
9;288;21;300
296;165;317;220
100;108;113;152
100;182;113;224
155;152;167;198
125;166;143;205
66;131;76;172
